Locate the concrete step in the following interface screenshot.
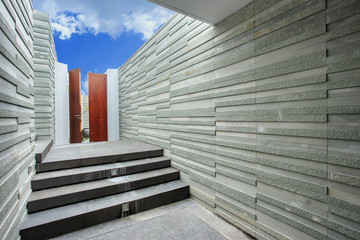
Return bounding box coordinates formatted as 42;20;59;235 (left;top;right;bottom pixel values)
36;140;164;173
31;156;171;190
28;168;179;213
35;139;53;163
21;180;189;240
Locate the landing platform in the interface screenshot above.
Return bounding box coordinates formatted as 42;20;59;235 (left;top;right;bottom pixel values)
37;140;164;172
44;140;163;162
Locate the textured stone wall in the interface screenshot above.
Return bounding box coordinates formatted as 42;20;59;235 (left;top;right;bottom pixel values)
33;10;57;140
0;0;36;239
118;0;360;239
81;94;89;129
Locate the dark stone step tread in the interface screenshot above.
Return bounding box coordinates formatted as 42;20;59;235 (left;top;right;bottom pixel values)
36;148;163;173
21;180;189;240
28;168;179;213
31;156;171;190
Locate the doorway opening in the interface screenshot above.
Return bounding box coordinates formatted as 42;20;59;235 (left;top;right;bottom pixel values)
69;68;108;143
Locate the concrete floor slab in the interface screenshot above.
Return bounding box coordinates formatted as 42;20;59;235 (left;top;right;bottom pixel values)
52;199;253;240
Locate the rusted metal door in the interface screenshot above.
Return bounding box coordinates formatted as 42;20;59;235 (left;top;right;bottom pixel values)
89;73;108;142
69;68;82;143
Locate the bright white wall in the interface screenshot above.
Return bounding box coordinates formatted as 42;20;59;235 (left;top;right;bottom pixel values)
106;69;119;141
55;62;69;145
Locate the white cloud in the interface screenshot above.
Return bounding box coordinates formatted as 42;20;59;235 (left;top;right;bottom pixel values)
33;0;174;40
51;13;85;40
123;7;173;40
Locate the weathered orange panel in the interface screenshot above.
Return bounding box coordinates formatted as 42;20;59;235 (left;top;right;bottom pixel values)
89;73;108;142
69;68;82;143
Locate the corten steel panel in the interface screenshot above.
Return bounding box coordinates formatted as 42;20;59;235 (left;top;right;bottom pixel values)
69;68;82;143
89;73;108;142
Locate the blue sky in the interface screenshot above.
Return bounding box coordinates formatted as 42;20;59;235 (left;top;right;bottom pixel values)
33;0;174;95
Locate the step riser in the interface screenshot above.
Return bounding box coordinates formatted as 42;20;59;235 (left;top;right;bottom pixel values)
28;171;180;213
36;149;164;173
21;185;189;240
31;159;171;190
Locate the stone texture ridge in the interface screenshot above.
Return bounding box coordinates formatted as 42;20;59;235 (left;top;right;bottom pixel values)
81;94;89;129
0;0;36;239
118;0;360;239
33;10;57;140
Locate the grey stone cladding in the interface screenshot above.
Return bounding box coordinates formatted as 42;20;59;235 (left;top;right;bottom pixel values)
0;0;36;239
33;10;56;140
118;1;360;239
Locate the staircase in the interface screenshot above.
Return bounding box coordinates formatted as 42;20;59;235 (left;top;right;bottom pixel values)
20;140;189;240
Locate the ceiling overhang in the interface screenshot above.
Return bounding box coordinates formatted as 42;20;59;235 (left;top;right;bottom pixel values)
147;0;252;25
